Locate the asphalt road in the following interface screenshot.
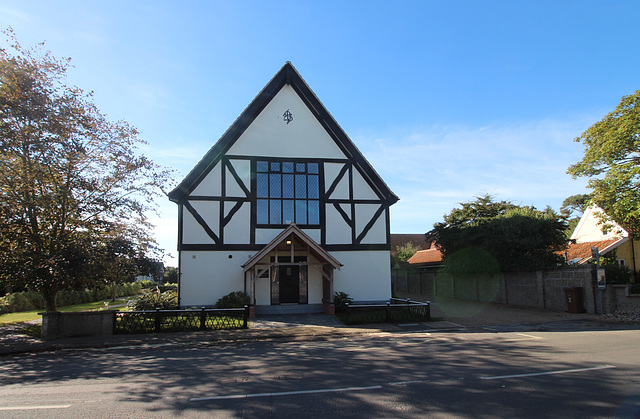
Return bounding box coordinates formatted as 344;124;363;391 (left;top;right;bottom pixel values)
1;328;639;418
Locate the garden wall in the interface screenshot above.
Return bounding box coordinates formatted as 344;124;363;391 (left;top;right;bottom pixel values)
40;311;116;341
392;265;640;314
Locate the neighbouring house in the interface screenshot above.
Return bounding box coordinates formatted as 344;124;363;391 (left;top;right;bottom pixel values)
563;205;639;276
406;242;444;270
168;62;398;314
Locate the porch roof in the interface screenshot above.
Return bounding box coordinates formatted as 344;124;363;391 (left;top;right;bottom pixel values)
242;223;342;272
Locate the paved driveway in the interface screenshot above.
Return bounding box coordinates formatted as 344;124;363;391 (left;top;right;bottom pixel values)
251;313;343;328
396;292;601;327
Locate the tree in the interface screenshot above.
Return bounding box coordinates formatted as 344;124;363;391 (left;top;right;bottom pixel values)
396;242;419;262
0;29;172;311
432;195;568;272
568;90;640;238
390;241;420;267
560;193;590;237
560;194;590;219
163;267;178;284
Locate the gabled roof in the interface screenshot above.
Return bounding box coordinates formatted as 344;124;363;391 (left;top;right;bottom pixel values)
169;62;398;204
407;243;443;265
242;223;342;272
560;238;626;264
570;205;628;242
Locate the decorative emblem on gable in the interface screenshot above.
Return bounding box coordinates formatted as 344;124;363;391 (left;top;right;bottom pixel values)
283;109;293;124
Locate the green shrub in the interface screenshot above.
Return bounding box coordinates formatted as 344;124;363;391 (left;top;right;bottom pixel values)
0;283;142;313
0;291;44;313
603;264;632;284
333;291;353;312
216;291;250;309
126;289;178;310
138;280;157;289
158;284;178;293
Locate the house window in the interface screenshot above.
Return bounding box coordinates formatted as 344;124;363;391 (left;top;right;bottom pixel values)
256;160;320;226
618;259;626;267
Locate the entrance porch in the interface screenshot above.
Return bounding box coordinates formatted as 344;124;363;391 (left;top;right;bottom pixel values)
242;224;342;316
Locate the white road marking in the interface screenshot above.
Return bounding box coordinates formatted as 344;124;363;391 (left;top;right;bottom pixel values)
190;385;382;401
389;380;430;386
502;333;544;342
0;405;71;411
480;365;616;380
516;333;542;339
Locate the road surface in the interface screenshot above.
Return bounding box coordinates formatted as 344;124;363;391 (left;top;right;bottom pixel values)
1;327;639;418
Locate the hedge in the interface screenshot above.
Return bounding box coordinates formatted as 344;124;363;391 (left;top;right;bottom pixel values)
0;282;142;314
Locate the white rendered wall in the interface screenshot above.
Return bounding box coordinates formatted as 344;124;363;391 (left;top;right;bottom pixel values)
331;250;391;302
191;163;221;196
254;275;271;305
355;204;386;244
308;263;324;304
571;206;627;242
182;209;215;244
352;170;380;200
180;250;390;306
325;204;352;244
180;251;249;307
223;201;251;244
324;162;349;199
227;86;347;159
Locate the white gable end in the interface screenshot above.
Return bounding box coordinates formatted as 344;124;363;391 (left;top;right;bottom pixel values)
227;86;347;159
353;170;380;200
182;208;215;244
190;163;221;196
571;205;628;243
171;63;398;309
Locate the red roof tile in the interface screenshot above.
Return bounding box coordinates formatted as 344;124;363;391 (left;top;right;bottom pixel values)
559;239;622;264
407;244;443;265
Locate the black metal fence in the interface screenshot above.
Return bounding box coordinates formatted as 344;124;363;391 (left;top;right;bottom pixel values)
343;298;430;325
114;306;249;334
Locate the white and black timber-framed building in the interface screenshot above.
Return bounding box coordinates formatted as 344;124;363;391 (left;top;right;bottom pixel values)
168;62;398;314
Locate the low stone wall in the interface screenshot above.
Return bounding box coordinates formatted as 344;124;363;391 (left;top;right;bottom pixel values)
40;311;115;341
392;265;638;315
605;285;640;313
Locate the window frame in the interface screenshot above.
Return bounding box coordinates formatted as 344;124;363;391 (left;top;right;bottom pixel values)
255;159;321;228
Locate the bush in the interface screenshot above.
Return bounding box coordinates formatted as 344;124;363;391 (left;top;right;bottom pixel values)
216;291;250;309
603;264;632;284
138;279;157;289
126;289;178;310
333;291;353;312
0;291;44;313
0;283;142;313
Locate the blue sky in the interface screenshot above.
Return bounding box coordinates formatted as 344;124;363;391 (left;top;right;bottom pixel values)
2;1;639;265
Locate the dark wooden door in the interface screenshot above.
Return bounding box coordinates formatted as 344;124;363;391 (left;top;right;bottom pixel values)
279;265;299;303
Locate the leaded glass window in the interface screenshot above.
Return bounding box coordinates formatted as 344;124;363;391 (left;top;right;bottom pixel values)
256;160;320;226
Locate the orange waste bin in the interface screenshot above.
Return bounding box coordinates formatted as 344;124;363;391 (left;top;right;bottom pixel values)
563;287;585;313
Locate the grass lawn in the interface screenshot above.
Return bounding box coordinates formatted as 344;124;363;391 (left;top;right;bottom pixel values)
0;297;134;327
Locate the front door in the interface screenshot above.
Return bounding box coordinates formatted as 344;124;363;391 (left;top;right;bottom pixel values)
279;265;299;304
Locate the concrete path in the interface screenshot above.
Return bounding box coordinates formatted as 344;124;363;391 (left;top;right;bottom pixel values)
251;313;343;328
395;292;601;327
